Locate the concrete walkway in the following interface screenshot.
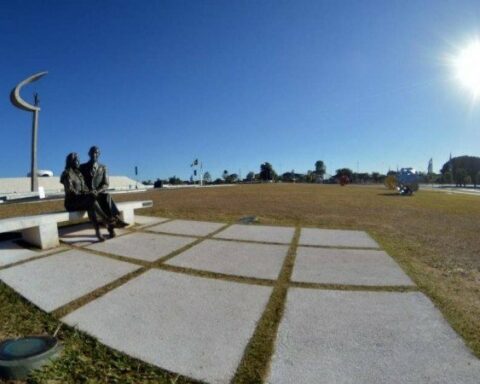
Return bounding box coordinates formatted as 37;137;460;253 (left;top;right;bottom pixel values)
0;216;479;383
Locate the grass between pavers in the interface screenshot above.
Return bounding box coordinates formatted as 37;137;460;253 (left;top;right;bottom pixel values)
0;183;479;382
231;227;301;384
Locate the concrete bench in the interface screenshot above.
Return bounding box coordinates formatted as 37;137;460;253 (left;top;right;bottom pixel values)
0;200;153;249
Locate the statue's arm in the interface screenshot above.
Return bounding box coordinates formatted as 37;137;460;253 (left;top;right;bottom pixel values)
97;166;109;193
61;172;81;195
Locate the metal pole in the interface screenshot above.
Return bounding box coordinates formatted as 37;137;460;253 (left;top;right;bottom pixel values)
31;108;39;192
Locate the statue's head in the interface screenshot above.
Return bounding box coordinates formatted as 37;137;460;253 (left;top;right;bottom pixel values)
65;153;80;170
88;146;100;162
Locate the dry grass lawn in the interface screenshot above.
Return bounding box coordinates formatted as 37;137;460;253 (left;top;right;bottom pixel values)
141;183;480;358
0;183;479;382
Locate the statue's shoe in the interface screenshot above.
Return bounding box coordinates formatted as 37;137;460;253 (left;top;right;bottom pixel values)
114;219;129;228
108;226;116;238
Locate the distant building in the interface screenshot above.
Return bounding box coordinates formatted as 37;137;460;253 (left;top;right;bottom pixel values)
427;158;433;174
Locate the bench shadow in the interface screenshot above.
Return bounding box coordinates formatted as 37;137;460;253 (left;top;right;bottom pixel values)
378;193;402;197
0;239;24;250
0;232;21;242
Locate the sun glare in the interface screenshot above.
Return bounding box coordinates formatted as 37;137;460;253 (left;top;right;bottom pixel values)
453;39;480;99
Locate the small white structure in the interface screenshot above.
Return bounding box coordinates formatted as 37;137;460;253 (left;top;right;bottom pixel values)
26;170;54;177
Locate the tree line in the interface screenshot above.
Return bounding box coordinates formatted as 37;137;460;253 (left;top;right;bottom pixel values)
141;155;480;188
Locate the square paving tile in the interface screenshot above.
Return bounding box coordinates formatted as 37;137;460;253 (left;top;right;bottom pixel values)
59;223;129;246
0;240;65;268
292;247;415;286
166;239;288;279
0;250;139;312
268;289;480;384
214;224;294;244
134;215;169;228
87;232;197;262
62;269;272;384
149;220;225;237
299;228;380;248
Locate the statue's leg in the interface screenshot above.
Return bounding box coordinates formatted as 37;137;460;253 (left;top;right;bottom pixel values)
87;209;104;242
97;193;127;228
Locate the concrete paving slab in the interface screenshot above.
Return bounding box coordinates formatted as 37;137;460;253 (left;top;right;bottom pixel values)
166;239;288;279
59;223;128;246
62;269;272;384
134;215;169;228
0;250;139;312
299;228;380;248
292;247;415;286
268;289;480;384
87;232;196;262
0;240;65;267
214;224;295;244
149;219;225;237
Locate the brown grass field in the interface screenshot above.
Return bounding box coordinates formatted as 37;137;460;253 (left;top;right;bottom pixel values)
0;183;479;383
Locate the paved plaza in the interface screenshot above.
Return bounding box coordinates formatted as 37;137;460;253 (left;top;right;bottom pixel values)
0;216;479;383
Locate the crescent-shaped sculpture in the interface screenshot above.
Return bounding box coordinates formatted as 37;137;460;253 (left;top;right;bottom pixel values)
10;71;48;192
10;71;48;112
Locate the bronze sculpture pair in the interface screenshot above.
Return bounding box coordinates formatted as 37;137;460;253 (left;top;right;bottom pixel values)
60;146;127;241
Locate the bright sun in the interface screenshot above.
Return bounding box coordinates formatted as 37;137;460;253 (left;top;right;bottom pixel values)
453;39;480;98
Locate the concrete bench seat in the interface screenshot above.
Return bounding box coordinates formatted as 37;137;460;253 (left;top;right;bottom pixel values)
0;200;153;249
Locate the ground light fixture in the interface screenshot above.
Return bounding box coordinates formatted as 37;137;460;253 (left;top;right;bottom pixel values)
0;335;62;380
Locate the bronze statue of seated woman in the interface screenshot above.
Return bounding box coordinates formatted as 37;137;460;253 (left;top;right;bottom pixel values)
60;152;127;241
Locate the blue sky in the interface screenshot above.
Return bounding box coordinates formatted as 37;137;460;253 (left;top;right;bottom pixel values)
1;0;480;180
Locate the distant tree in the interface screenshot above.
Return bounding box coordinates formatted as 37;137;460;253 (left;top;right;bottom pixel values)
335;168;353;182
443;171;453;184
142;180;153;186
153;178;163;188
476;171;480;188
465;175;472;185
168;176;182;185
315;160;326;178
213;178;223;184
296;173;307;182
441;155;480;187
226;173;239;183
305;170;315;183
454;168;468;187
222;170;229;181
281;172;294;182
353;172;369;183
203;172;212;184
371;172;380;183
259;162;276;181
245;171;255;182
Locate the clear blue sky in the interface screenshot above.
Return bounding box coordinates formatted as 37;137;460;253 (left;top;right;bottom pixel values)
1;0;480;180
